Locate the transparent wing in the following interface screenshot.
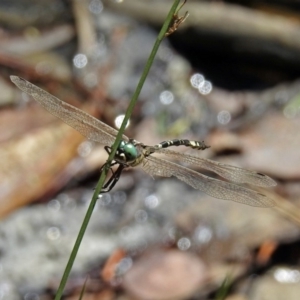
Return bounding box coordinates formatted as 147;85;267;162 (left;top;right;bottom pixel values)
141;155;275;207
157;148;276;187
10;76;129;146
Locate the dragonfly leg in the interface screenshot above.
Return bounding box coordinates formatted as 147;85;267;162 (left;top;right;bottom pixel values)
98;162;125;193
104;145;112;154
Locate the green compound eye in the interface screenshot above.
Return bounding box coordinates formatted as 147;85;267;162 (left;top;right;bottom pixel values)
118;141;138;161
123;143;138;160
118;140;126;150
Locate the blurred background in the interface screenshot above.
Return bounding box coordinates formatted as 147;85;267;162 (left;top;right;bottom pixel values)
1;0;300;299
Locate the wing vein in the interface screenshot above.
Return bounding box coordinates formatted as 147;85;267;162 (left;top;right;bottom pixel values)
141;155;275;207
11;76;128;146
157;148;276;187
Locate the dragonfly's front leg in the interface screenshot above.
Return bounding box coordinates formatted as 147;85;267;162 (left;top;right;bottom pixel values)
100;144;127;193
99;163;125;193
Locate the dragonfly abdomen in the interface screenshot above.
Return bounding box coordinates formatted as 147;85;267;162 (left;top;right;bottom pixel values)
159;139;209;150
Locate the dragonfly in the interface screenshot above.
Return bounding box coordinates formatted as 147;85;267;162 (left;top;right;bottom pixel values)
10;76;276;207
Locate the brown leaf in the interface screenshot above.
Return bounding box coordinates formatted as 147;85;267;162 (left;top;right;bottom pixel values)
123;250;207;300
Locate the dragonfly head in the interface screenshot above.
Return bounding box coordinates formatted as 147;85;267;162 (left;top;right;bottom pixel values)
115;140;140;165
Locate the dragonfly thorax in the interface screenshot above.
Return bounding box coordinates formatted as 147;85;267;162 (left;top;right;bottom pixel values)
115;140;141;165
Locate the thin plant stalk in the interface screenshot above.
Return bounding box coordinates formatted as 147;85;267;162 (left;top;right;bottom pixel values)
54;1;181;299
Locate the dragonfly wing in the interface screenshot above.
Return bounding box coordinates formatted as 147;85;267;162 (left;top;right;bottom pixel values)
157;148;276;187
10;76;128;146
141;155;275;207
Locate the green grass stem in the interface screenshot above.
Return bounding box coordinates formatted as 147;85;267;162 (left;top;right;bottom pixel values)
54;1;181;299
